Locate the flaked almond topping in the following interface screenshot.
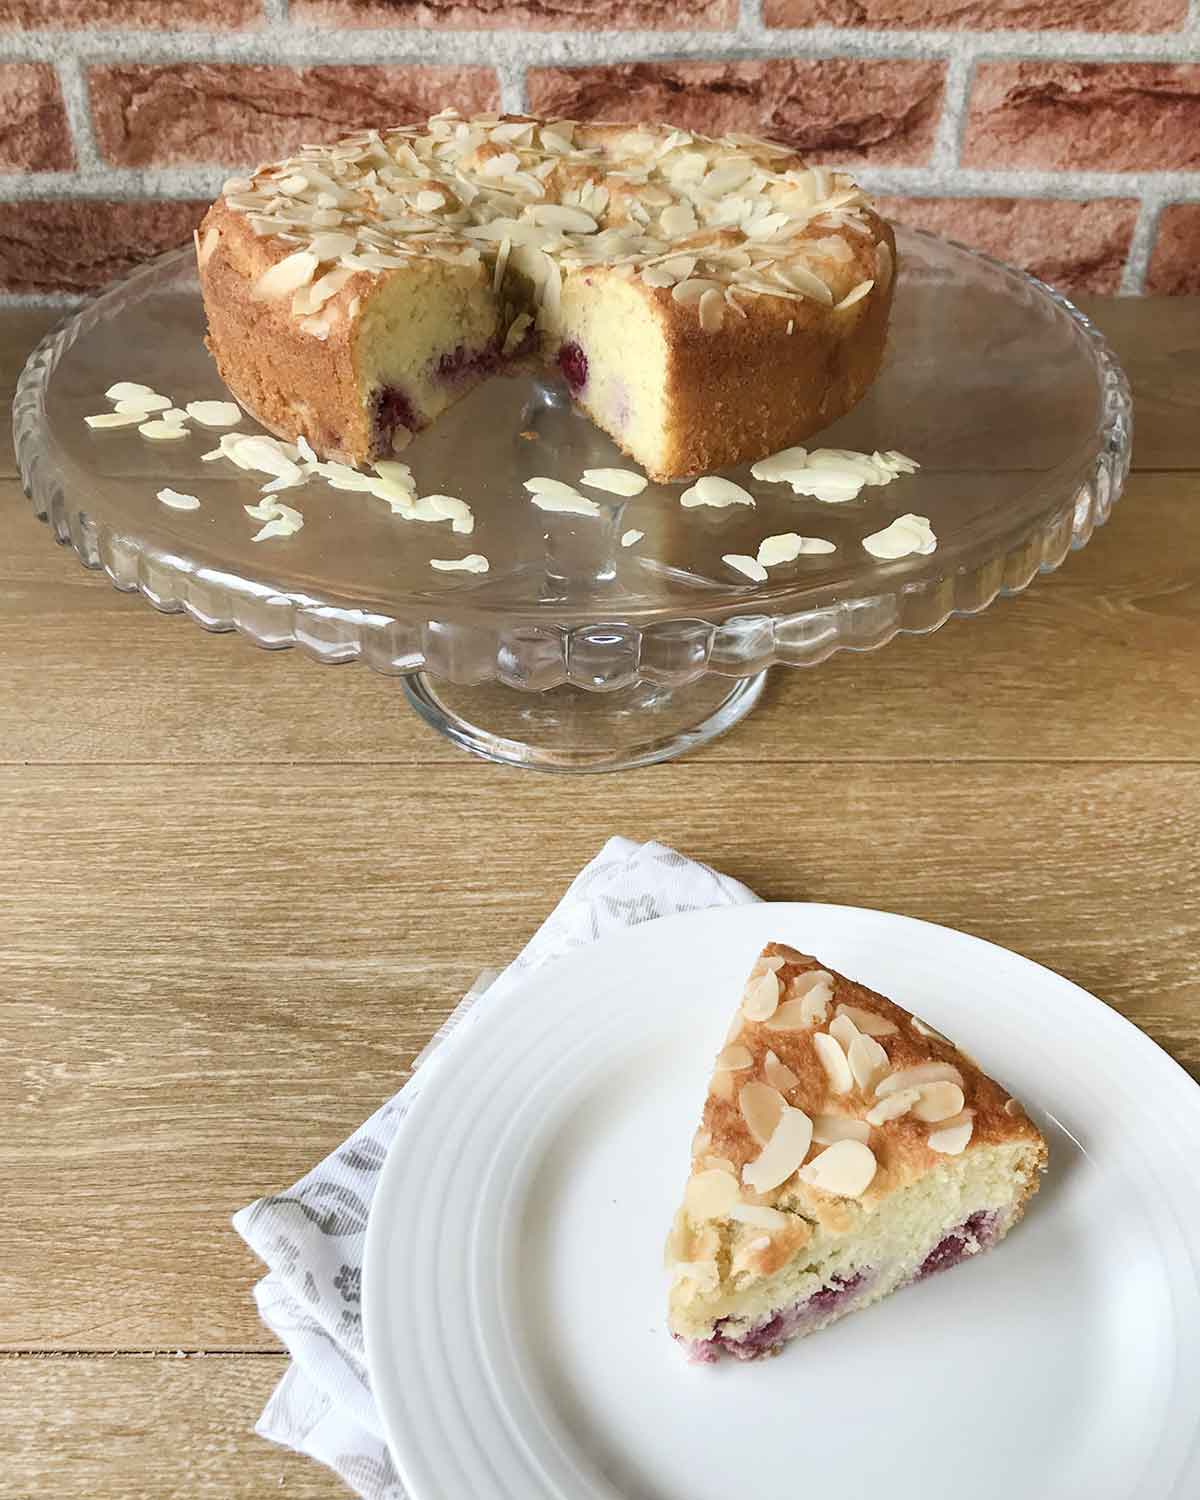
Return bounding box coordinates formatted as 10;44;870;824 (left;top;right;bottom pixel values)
742;1105;814;1194
876;1061;964;1099
792;969;834;1025
798;1138;877;1198
691;1125;712;1155
714;1043;754;1072
911;1081;965;1123
848;1033;890;1094
698;287;725;332
729;1203;790;1230
524;476;601;516
864;1087;921;1126
835;1003;899;1037
1004;1097;1025;1117
739;1080;785;1145
928;1112;974;1155
685;1166;740;1221
671;277;721;306
812;1115;871;1145
253;250;319;299
580;467;647;497
763;1049;799;1093
911;1016;952;1045
621;529;644;548
722;553;768;583
761;954;786;972
828;1013;859;1052
834;278;874;310
430;554;489;573
195;223;220;268
741;968;780;1022
813;1031;853;1095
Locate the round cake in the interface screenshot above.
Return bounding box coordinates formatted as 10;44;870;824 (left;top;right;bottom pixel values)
197;110;896;483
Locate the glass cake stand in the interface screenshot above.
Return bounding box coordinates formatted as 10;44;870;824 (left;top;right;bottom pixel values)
15;228;1131;771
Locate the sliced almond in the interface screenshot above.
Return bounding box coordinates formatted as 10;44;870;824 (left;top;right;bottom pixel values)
739;1081;785;1146
835;1003;899;1037
911;1082;965;1123
84;412;145;429
1004;1097;1025;1117
253;250;319;299
698;288;725;332
742;1105;814;1194
691;1126;712;1155
864;1087;921;1126
928;1112;975;1155
811;1115;871;1145
791;969;834;1026
742;969;780;1022
813;1031;853;1095
828;1013;859;1053
685;1166;740;1221
876;1061;964;1099
763;1049;799;1093
834;278;874;310
848;1033;890;1094
766;998;818;1030
729;1203;790;1230
798;1139;877;1198
714;1043;754;1072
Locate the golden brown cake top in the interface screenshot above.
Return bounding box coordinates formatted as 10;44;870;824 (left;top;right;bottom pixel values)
199;109;890;342
681;943;1047;1236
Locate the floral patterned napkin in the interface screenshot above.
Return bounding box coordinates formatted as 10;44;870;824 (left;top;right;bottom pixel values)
234;836;758;1499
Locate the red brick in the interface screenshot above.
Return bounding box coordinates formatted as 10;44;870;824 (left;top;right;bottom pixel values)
527;59;945;166
0;0;260;25
89;64;500;169
763;0;1184;31
0;200;206;294
292;0;736;26
0;64;74;172
1146;204;1200;295
963;63;1200;173
876;196;1137;295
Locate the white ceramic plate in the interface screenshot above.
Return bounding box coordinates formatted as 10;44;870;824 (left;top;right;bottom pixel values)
363;905;1200;1500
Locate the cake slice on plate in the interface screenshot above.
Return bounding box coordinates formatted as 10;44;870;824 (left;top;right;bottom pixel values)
666;942;1047;1362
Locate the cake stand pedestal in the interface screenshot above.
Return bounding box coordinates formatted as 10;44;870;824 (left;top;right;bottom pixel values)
403;672;768;771
16;228;1130;773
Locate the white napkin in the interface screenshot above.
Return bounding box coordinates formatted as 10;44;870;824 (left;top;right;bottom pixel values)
234;836;758;1499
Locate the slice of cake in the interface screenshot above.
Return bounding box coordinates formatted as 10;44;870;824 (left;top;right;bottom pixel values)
666;942;1047;1362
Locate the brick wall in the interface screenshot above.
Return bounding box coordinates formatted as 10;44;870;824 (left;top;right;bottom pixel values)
3;0;1199;300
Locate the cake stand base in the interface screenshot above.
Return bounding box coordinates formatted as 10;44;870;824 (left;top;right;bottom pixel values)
402;670;768;772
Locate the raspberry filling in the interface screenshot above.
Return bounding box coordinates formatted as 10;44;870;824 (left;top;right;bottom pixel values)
558;340;588;392
372;385;420;450
915;1210;998;1279
684;1209;1004;1363
435;338;502;384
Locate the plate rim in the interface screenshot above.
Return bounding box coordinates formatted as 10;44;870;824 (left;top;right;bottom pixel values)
363;901;1200;1500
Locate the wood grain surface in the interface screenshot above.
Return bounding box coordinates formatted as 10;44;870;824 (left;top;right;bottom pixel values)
2;296;1199;1497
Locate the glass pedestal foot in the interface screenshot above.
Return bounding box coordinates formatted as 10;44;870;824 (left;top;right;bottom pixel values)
401;670;768;772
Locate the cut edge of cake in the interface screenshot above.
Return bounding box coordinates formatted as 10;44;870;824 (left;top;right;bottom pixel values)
666;942;1048;1363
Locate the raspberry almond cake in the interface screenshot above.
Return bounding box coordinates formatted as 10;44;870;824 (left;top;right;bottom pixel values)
197;110;895;482
666;943;1047;1361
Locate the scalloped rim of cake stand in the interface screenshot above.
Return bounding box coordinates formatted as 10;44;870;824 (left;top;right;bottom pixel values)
15;231;1132;701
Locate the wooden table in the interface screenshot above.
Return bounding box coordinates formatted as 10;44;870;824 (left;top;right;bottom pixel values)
2;297;1198;1497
